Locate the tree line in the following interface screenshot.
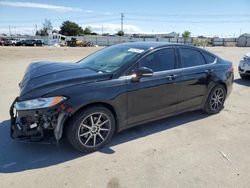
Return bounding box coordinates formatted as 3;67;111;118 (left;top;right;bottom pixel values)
36;19;190;38
36;19;124;36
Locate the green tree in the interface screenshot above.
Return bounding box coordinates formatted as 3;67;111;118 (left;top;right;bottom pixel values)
36;19;53;36
182;31;191;43
117;30;124;36
59;21;84;36
83;27;92;35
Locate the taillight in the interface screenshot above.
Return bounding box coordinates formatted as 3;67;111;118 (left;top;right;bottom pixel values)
228;66;234;82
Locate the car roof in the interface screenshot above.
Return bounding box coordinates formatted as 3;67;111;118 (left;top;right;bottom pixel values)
115;42;189;50
115;42;218;57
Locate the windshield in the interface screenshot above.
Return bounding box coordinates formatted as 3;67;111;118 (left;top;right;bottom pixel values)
78;45;144;73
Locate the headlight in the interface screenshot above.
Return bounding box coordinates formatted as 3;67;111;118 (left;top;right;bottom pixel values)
14;96;66;110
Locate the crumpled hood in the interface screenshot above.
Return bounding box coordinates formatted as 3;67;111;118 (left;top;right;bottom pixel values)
19;61;112;100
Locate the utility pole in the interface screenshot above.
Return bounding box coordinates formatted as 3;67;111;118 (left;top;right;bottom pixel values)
14;26;16;36
8;25;11;36
102;24;104;35
121;13;124;33
35;24;37;35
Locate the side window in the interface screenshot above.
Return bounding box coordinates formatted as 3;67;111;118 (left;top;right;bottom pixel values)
139;48;175;72
203;52;216;64
126;63;138;75
179;48;206;68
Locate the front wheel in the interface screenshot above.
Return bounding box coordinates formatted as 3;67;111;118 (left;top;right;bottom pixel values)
203;84;226;114
66;106;115;152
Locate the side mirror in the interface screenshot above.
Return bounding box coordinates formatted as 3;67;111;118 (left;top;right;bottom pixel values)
132;67;153;82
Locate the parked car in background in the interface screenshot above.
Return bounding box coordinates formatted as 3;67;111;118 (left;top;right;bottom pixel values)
16;39;27;46
0;38;7;46
25;39;44;46
238;53;250;79
10;42;234;152
4;39;18;46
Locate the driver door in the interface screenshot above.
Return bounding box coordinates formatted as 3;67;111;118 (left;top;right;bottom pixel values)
126;47;181;126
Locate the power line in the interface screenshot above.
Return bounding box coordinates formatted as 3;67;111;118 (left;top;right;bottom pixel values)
125;18;250;23
1;12;250;25
125;12;250;17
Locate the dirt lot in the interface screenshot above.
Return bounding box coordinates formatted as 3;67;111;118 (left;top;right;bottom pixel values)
0;46;250;188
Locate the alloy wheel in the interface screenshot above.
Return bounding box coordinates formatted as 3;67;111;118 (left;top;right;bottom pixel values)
210;88;225;111
78;112;111;148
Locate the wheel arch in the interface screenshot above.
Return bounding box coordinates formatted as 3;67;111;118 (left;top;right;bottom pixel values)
203;81;227;108
217;81;227;93
64;101;119;133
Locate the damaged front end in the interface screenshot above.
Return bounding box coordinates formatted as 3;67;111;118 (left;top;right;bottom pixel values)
9;96;71;143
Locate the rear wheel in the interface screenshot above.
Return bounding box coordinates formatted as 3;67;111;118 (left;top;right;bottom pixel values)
203;84;226;114
66;106;115;152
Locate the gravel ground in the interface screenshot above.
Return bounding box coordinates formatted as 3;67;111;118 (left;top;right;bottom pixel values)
0;46;250;188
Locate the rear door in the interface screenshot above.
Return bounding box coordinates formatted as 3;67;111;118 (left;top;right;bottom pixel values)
126;47;181;125
177;47;212;111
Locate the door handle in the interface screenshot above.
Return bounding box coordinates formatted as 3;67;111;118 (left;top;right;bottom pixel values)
205;69;214;74
166;74;178;80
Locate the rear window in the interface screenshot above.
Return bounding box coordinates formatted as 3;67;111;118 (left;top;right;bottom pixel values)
203;52;216;64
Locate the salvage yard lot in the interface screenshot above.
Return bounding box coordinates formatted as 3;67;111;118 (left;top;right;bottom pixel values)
0;46;250;187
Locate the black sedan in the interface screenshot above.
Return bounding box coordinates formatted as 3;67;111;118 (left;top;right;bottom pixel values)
25;39;44;46
10;42;234;152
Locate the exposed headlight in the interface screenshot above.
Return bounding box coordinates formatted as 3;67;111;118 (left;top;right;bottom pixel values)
14;96;66;111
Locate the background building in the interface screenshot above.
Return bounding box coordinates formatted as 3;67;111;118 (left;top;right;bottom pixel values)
237;34;250;47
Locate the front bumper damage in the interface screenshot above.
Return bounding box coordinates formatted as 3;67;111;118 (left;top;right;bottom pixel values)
10;97;69;143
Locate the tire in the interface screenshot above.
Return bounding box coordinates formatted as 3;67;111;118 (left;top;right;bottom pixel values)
203;84;227;114
240;74;249;79
66;106;115;152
